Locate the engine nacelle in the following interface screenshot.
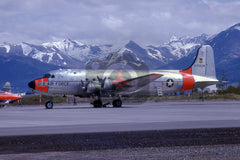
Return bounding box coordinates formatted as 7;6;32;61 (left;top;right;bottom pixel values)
103;78;112;90
86;82;101;94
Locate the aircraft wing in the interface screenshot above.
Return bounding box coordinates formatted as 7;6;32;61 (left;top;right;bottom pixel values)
0;100;10;105
111;73;162;92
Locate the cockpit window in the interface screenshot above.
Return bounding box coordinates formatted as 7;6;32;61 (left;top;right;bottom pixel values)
43;73;55;78
43;73;51;78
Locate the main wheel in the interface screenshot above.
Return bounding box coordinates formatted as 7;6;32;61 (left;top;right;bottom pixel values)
93;100;102;108
45;101;53;109
113;99;122;107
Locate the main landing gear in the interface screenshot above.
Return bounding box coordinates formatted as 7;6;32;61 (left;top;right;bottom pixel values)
92;95;122;108
92;99;122;108
112;99;122;107
92;99;103;108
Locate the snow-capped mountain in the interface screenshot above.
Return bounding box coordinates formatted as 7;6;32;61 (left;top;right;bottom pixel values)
147;34;208;62
0;39;119;68
162;23;240;82
0;36;205;69
1;23;240;90
41;39;117;63
161;34;208;58
120;34;207;68
207;23;240;82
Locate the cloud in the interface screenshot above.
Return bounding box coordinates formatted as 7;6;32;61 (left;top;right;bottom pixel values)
0;0;240;45
102;16;124;30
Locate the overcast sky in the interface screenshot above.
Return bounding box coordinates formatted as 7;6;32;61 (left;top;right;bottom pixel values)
0;0;240;46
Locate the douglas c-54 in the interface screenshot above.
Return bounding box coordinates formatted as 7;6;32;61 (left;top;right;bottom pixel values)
28;45;219;109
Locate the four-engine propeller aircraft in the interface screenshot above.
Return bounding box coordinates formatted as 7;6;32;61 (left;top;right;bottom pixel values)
28;45;219;109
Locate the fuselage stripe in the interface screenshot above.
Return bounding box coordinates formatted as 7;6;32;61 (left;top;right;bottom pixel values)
180;68;195;91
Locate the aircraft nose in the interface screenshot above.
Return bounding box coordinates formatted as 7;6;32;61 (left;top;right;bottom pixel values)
28;80;35;89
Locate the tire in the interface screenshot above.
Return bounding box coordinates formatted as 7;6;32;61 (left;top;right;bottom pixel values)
93;100;102;108
113;99;122;107
45;101;53;109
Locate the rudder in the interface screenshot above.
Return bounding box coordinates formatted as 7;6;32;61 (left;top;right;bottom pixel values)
182;45;216;78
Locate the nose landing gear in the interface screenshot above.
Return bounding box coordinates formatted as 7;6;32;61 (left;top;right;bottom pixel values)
45;97;53;109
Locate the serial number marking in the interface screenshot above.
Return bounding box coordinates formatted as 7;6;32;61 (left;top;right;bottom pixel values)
38;81;69;86
195;64;206;67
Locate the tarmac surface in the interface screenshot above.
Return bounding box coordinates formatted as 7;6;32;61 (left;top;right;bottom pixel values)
0;100;240;136
1;144;240;160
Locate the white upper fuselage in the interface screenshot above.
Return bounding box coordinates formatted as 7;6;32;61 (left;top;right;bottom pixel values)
31;68;218;97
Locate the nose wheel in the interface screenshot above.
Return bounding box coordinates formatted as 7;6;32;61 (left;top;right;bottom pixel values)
45;101;53;109
45;97;53;109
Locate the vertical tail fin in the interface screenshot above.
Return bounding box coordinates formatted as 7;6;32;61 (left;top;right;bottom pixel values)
2;82;11;92
182;45;216;78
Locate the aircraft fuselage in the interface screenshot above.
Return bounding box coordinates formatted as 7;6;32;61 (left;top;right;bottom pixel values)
29;69;218;97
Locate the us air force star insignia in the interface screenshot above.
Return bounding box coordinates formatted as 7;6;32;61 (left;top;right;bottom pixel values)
166;79;174;87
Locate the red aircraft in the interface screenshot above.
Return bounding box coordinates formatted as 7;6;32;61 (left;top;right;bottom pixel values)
0;91;22;107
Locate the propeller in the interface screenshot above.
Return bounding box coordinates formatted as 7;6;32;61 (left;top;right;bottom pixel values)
82;75;114;94
97;76;106;88
80;80;88;91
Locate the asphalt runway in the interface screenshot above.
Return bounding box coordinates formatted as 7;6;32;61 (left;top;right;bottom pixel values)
0;100;240;136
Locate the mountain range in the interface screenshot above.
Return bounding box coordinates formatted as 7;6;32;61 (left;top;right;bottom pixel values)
0;23;240;91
